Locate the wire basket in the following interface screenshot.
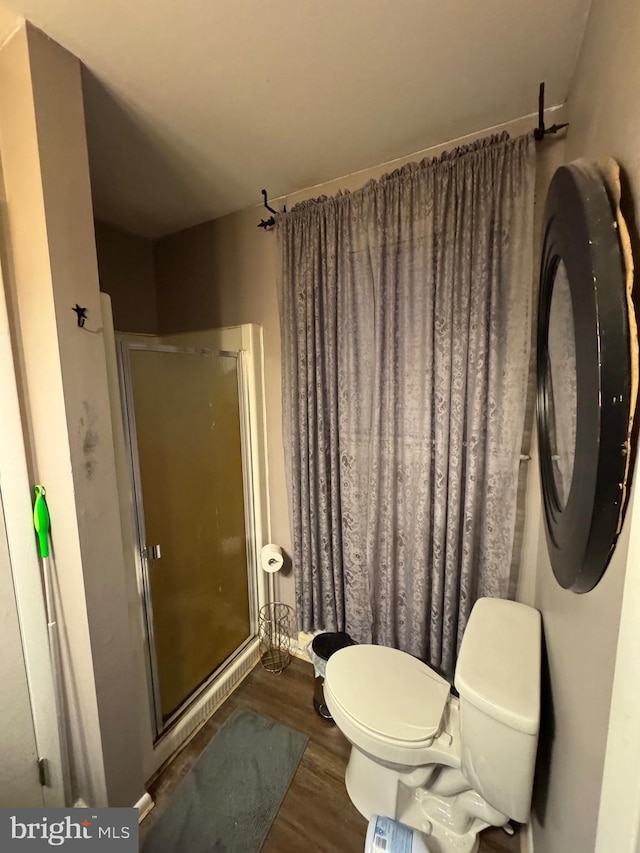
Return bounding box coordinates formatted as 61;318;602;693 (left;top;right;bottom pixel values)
259;602;294;673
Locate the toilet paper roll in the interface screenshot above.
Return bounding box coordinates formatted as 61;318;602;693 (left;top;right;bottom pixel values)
260;543;284;574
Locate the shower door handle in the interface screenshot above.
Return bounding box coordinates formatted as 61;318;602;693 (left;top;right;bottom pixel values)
146;544;162;560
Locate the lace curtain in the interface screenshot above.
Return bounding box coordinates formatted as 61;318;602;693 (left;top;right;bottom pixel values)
277;132;535;674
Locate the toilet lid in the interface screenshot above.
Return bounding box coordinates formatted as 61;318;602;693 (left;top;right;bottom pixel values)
325;645;450;742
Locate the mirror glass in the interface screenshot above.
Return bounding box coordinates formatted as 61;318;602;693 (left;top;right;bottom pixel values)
546;260;577;508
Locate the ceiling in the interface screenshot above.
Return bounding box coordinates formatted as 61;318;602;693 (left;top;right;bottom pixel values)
0;0;590;238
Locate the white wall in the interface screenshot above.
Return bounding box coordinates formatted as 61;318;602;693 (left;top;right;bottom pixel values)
529;530;630;853
0;236;66;806
0;490;43;806
0;23;144;807
516;0;640;850
515;132;566;608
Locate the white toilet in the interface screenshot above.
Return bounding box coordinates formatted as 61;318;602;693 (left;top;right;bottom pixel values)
324;598;541;853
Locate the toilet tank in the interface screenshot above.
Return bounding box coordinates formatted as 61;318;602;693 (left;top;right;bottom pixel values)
454;598;541;823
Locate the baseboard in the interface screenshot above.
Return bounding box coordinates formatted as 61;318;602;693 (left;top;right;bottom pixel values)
74;792;154;821
292;630;319;662
520;822;534;853
134;792;154;822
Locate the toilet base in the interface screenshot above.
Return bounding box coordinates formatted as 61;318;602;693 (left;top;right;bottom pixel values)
345;744;404;821
345;746;509;853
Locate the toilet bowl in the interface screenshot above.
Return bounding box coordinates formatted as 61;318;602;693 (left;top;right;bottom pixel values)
324;598;541;853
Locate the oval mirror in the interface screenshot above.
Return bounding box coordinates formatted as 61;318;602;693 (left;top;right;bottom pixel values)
537;160;637;592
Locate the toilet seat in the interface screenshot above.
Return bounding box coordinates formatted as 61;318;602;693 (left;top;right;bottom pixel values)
325;645;451;744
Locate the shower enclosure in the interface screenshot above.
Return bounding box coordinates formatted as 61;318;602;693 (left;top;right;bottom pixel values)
116;327;264;739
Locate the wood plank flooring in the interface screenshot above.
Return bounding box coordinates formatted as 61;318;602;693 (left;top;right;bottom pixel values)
141;658;520;853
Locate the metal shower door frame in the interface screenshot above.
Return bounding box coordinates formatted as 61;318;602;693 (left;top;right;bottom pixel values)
117;339;259;738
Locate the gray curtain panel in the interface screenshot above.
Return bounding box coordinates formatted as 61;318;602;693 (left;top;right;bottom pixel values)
277;132;535;675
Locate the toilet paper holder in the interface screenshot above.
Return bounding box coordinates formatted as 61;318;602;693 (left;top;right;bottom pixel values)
258;544;293;673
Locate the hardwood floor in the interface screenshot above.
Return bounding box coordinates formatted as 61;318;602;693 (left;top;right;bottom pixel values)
141;658;520;853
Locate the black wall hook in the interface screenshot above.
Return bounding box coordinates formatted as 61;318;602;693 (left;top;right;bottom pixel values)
534;82;569;141
258;189;286;230
72;304;87;327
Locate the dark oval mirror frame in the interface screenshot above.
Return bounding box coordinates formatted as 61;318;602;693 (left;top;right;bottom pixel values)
537;161;634;592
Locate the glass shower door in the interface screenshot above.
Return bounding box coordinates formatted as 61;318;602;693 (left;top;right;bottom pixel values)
121;342;254;732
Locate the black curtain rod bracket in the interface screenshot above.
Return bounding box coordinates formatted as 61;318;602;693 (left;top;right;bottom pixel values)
534;82;569;141
257;189;286;230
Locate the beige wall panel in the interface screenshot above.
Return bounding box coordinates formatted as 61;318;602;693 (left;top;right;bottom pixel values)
94;219;158;334
0;23;143;806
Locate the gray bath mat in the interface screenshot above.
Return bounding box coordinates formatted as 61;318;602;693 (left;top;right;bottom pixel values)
143;707;308;853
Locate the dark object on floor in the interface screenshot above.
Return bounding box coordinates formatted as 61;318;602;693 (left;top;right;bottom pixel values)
312;631;356;720
142;707;308;853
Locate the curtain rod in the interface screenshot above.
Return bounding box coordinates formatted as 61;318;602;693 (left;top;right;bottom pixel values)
258;82;568;230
